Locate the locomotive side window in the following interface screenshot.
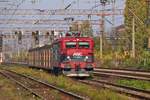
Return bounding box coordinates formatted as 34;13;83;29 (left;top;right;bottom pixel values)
66;42;76;48
78;42;89;48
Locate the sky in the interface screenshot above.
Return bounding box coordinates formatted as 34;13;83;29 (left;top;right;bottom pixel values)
0;0;126;53
0;0;126;33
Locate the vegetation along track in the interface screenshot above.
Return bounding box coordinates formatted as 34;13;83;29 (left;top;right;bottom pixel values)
94;68;150;81
0;69;87;100
79;79;150;100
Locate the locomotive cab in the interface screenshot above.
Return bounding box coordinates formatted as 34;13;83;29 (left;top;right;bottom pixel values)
58;37;95;77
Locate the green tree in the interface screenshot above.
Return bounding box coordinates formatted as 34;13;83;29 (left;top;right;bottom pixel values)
70;20;93;37
124;0;148;55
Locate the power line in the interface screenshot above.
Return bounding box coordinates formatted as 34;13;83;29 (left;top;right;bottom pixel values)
6;0;26;24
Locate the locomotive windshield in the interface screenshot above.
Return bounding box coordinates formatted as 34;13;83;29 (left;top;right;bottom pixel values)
66;42;76;48
66;41;90;49
78;42;89;48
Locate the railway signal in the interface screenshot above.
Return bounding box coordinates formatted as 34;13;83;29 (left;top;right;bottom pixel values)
35;31;39;45
49;30;54;43
32;31;39;45
45;31;50;38
46;32;50;35
100;0;108;5
15;31;22;44
0;35;3;52
18;31;22;44
51;30;54;36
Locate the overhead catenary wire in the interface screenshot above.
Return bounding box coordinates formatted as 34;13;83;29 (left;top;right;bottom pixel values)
6;0;26;24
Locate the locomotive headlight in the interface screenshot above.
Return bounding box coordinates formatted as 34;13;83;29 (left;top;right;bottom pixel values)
84;56;89;61
67;56;71;61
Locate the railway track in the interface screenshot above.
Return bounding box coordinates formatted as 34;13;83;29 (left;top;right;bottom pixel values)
94;68;150;81
0;69;87;100
95;67;150;72
79;79;150;100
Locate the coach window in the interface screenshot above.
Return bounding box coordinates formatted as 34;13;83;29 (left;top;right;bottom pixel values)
66;42;76;48
78;42;89;48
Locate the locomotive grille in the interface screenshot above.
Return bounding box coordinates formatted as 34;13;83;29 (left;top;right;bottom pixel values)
75;64;80;71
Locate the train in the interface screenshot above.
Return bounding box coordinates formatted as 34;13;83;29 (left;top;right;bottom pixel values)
28;32;95;77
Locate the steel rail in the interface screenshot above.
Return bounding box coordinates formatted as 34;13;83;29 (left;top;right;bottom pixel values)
94;68;150;81
95;68;150;74
95;67;150;72
79;79;150;100
93;72;150;81
0;69;87;100
0;70;43;99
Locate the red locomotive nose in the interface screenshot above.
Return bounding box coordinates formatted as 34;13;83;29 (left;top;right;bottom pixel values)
75;63;81;71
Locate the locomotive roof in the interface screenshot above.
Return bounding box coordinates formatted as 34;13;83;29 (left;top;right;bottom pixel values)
53;37;94;43
28;37;94;52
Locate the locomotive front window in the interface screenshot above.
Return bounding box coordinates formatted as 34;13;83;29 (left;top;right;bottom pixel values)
66;42;76;48
78;42;89;48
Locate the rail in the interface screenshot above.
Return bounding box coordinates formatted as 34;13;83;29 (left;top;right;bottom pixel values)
79;79;150;100
94;68;150;81
0;69;87;100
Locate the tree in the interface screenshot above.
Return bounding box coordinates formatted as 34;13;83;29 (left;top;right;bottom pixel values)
124;0;148;55
80;20;93;37
70;20;93;37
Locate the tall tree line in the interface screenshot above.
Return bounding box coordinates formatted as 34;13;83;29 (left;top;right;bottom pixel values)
124;0;149;54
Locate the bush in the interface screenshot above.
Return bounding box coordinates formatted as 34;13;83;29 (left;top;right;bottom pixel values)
95;50;150;70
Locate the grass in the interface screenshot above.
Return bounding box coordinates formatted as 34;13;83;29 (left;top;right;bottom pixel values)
0;73;38;100
2;64;132;100
117;79;150;91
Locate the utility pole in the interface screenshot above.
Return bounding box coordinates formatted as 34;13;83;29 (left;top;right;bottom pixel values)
128;8;146;58
132;17;135;58
112;0;115;31
0;34;3;64
146;0;150;27
100;34;103;59
112;0;116;51
99;0;107;59
0;34;3;53
78;21;82;33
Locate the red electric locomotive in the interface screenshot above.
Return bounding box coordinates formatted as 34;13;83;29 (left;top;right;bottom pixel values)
28;32;95;77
